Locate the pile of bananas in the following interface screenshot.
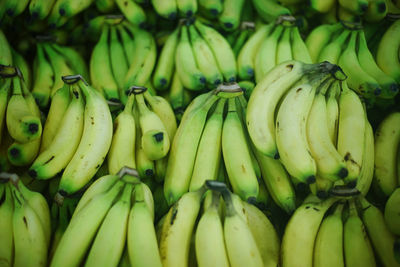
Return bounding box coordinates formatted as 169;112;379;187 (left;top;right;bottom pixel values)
282;194;400;267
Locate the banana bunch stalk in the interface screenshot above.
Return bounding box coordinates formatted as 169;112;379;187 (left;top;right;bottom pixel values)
152;19;237;94
31;40;88;109
281;193;400;267
159;180;280;267
50;168;162;267
237;15;312;83
306;22;399;102
108;86;176;184
90;19;156;105
29;75;113;196
0;173;51;267
247;60;375;198
0;65;42;167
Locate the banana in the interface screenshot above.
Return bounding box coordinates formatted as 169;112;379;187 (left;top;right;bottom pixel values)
84;183;133;267
144;90;177;139
291;26;312;64
153;28;179;90
222;189;263;267
51;44;89;82
115;0;146;27
199;0;223;17
219;0;245;31
0;29;12;65
247;60;311;158
357;30;398;99
40;83;71;152
364;0;388;22
90;24;120;102
12;184;48;267
237;23;272;80
11;49;31;91
242;201;280;267
305;23;342;63
164;91;219;205
127;183;162;267
110;26;129;102
337;81;366;186
58;79;113;196
51;0;94;21
175;25;206;91
177;0;197;17
232;28;251;57
50;180;125;267
29;84;84;180
159;187;207;267
325;82;339;148
276;72;331;184
136;92;170;161
276;25;293;65
338;31;382;97
313;203;344;267
32;44;54;109
356;118;374;196
360;197;400;267
318;28;351;64
14;179;51;247
309;0;336;12
195;20;237;82
0;78;10;147
281;195;338;267
95;0;115;13
376;19;400;83
42;44;74;96
189;98;225;191
72;174;119;216
254;24;284;83
188;24;223;88
0;184;14;267
338;0;369;14
344;200;376;267
384;188;400;235
6;74;42;143
7;138;41;166
124;25;157;90
107;93;136;175
151;0;177;19
251;0;291;23
195;191;229;267
306;79;348;181
222;97;259;200
3;0;30;17
117;24;136;66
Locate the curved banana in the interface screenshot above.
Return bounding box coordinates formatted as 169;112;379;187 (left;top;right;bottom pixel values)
384;188;400;235
115;0;146;27
151;0;177;19
237;24;272;80
313;203;344;267
29;0;56;19
281;195;338;267
32;44;54;109
251;0;291;23
276;25;293;65
0;184;14;266
58;80;113;196
107;94;136;175
364;0;388;22
291;26;312;64
195;20;237;82
318;28;350;64
177;0;197;17
219;0;245;31
360;197;400;267
164;92;219;205
84;183;133;267
50;180;125;267
344;200;376;267
29;84;84;180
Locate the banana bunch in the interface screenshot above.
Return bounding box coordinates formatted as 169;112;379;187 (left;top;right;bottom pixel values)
247;60;376;198
373;111;400;197
152;19;237;93
107;86;176;184
29;75;113;196
50;168;162;267
238;16;312;83
31;41;88;109
0;173;51;267
307;22;399;102
281;194;400;267
159;180;280;267
0;65;42;167
90;19;156;104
